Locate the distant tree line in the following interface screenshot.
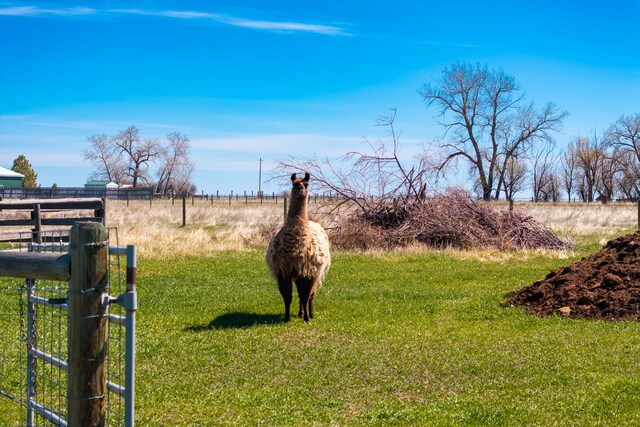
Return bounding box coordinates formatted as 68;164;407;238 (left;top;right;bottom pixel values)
278;61;639;203
83;125;196;197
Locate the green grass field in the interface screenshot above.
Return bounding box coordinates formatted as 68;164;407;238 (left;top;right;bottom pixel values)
132;249;639;426
2;243;640;425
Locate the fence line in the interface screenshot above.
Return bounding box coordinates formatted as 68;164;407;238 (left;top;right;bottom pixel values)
0;187;153;201
0;199;106;244
0;186;343;203
0;225;137;426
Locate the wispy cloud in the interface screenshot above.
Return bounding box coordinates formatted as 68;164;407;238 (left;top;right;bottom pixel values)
0;4;350;36
0;6;95;16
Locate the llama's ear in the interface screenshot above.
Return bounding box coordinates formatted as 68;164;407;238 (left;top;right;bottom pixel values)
303;172;310;182
290;173;297;183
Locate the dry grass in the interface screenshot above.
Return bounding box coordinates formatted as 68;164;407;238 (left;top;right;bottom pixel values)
99;199;639;258
105;199;285;257
514;201;637;245
2;198;635;257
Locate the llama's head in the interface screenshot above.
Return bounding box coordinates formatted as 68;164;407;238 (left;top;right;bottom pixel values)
290;172;310;200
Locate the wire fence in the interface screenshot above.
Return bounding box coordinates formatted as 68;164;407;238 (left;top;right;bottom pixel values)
0;227;134;426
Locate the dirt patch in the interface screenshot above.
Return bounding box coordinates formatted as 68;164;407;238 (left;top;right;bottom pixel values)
507;231;640;321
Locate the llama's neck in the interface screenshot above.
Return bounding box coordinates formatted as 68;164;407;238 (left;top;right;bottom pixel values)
286;196;309;228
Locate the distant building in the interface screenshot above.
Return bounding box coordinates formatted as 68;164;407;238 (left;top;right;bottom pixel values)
85;180;119;189
0;166;24;188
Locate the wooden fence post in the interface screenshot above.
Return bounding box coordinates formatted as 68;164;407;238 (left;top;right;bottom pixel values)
283;196;287;221
67;222;109;427
182;197;187;227
32;203;42;243
100;197;107;226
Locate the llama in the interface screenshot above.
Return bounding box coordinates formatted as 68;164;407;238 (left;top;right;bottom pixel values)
266;172;331;322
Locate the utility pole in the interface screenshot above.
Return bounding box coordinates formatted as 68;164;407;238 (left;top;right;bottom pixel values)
258;158;263;195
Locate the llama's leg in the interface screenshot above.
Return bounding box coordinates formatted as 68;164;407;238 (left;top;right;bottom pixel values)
295;278;313;322
277;276;293;322
308;278;321;319
308;291;315;319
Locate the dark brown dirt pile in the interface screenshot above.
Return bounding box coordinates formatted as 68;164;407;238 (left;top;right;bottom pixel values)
507;231;640;321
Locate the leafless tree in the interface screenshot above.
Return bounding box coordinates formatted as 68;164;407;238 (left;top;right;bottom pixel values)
605;113;640;199
273;109;431;217
85;126;194;191
572;134;607;202
420;62;567;200
561;142;577;202
615;151;640;199
531;142;560;202
606;113;640;162
155;132;195;197
112;126;160;187
501;156;527;201
83;134;128;183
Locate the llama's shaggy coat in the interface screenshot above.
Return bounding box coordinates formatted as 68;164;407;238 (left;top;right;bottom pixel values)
266;172;331;322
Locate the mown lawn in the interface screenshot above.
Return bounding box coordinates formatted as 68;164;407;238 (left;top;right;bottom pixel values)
133;249;639;426
1;247;639;426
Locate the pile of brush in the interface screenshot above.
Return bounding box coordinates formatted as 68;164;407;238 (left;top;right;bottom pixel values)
330;190;571;251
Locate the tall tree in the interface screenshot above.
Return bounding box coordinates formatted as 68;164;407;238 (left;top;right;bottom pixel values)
11;154;37;188
615;152;640;199
572;135;606;202
606;113;640;163
561;142;577;202
84;126;194;191
420;62;567;200
155;132;195;197
531;143;560;202
501;156;527;201
112;126;160;187
606;113;640;198
83;133;127;183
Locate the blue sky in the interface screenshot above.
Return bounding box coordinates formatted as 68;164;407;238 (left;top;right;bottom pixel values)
0;1;638;194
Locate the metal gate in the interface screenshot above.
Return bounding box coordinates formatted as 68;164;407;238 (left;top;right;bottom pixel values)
0;224;137;426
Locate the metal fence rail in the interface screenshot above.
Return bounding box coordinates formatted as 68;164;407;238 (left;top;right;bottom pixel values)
0;226;136;426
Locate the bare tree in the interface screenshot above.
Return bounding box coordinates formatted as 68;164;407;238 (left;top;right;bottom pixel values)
274;109;431;217
83;134;128;183
531;143;560;202
561;142;577;202
420;62;567;200
606;113;640;162
616;151;640;199
606;113;640;199
112;126;160;187
572;134;607;202
501;156;527;200
85;126;193;191
155;132;195;197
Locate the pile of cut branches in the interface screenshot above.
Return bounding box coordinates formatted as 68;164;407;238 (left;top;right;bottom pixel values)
330;190;572;251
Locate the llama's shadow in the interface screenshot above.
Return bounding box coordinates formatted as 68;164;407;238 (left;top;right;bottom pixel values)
185;312;282;331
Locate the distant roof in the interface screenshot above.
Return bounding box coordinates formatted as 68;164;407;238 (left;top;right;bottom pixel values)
0;166;24;178
85;180;119;188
